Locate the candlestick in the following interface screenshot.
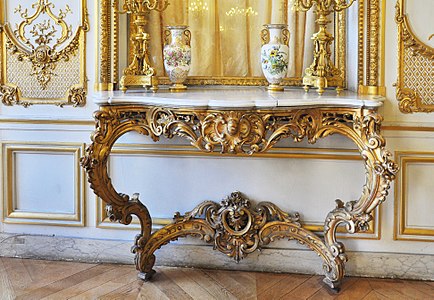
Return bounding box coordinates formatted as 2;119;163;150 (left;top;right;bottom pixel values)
294;0;355;95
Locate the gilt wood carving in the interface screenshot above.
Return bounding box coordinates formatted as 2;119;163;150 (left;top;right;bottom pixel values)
0;0;89;106
81;104;397;290
395;0;434;113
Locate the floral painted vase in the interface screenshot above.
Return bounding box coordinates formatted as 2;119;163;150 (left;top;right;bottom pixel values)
163;25;191;91
260;24;290;91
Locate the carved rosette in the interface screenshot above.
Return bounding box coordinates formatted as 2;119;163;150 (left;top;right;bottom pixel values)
81;104;398;289
67;86;86;107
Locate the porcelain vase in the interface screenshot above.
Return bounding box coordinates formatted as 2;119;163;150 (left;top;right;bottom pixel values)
260;24;290;91
163;25;191;91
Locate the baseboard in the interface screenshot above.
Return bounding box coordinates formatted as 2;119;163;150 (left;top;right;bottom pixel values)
0;233;432;281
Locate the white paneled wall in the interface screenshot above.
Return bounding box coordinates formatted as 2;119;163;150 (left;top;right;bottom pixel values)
0;0;433;281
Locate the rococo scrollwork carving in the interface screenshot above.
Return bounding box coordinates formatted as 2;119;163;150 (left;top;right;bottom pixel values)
395;0;434;113
0;0;89;106
81;104;397;290
176;191;300;262
0;84;21;106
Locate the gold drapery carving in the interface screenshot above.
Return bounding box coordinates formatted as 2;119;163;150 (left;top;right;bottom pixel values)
81;103;397;290
395;0;434;113
0;0;89;107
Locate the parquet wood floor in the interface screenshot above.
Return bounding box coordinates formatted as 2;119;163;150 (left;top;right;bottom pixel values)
0;257;433;300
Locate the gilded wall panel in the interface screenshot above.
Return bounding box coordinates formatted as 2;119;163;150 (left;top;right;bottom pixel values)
394;152;434;241
395;0;434;113
0;0;89;107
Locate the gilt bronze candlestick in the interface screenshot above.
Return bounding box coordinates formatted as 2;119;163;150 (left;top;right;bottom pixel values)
117;0;169;92
294;0;355;95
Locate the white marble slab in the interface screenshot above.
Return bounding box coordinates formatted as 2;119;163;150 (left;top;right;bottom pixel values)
94;86;385;109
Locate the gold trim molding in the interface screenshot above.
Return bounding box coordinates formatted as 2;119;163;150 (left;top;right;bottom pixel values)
394;152;434;242
395;0;434;113
357;0;386;96
0;0;89;107
1;142;86;226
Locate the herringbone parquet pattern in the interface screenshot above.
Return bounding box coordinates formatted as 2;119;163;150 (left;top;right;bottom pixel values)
0;257;433;299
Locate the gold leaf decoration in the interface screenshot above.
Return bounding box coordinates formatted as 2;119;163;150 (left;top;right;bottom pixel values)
395;0;434;113
0;0;89;106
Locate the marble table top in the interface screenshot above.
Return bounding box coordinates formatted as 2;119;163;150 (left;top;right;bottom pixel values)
94;86;385;109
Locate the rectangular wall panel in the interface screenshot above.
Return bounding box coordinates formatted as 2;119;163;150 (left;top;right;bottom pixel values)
1;142;85;226
395;152;434;241
96;144;380;239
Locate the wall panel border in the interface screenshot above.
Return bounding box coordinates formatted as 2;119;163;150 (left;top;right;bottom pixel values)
394;151;434;242
1;142;86;226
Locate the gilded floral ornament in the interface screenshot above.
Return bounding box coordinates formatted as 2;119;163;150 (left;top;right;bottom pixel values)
0;0;89;106
66;86;86;107
175;191;301;262
0;85;20;106
395;0;434;113
6;1;77;89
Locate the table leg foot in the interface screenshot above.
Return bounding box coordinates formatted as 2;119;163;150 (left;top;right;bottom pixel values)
138;269;156;281
323;276;342;291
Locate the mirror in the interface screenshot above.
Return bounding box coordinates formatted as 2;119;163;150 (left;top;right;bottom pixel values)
114;0;345;85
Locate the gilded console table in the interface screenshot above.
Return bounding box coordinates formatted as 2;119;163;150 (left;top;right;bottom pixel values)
81;88;398;290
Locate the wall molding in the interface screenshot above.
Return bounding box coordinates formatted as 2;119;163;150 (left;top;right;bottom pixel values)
1;142;86;226
0;233;432;281
395;151;434;242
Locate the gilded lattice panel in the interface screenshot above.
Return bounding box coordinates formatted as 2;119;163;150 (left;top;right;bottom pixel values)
395;0;434;113
0;0;89;107
6;48;80;100
403;49;434;106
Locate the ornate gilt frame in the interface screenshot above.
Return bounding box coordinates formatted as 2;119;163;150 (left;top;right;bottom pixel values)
96;1;347;91
395;0;434;113
357;0;386;96
0;0;89;107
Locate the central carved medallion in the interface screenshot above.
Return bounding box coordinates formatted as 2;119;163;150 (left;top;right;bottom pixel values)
177;191;300;262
